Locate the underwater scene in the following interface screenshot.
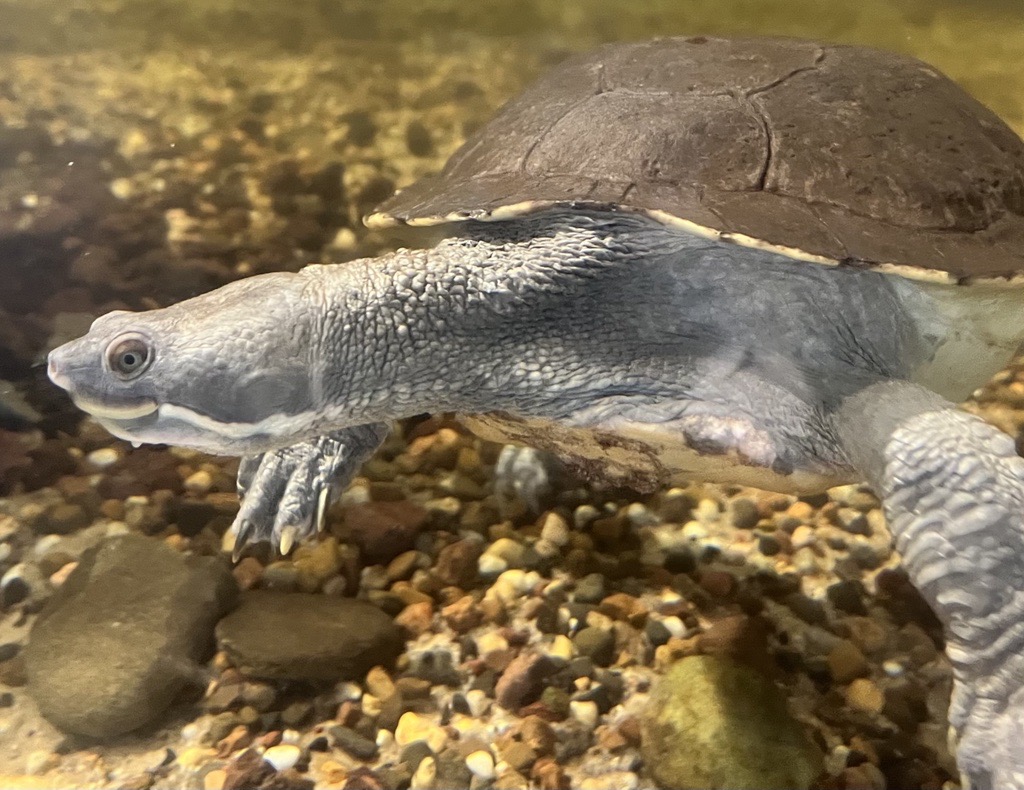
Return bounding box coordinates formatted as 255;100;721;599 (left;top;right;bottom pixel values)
2;0;1024;788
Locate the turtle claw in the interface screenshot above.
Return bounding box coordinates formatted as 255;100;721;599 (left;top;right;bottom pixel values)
228;423;389;557
231;519;256;562
278;525;298;556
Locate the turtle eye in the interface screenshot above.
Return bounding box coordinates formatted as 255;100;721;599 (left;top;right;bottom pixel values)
106;334;153;380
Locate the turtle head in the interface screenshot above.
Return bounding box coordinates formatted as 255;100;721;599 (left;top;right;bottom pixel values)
47;273;318;456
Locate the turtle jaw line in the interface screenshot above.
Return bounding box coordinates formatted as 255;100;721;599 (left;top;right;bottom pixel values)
67;391;160;421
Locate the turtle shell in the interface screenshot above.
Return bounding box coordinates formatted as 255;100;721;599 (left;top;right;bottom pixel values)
368;36;1024;285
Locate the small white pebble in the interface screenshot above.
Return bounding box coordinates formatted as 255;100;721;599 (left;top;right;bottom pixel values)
280;729;301;745
791;525;816;549
410;755;436;789
180;722;202;743
475;632;509;655
573;504;600;529
361;693;382;717
105;521;130;537
21;193;39;209
883;660;905;677
86;447;120;469
545;634;574;661
681;521;708;540
184;470;213;495
570;699;599;729
329;227;358;251
660;616;687;639
395;712;448;753
33;534;63;559
540;512;571;546
465;750;496;780
478;553;508;577
262;743;300;772
625;502;658;527
376;729;395;750
464;689;491;718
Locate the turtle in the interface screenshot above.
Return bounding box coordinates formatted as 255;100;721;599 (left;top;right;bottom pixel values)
45;36;1024;787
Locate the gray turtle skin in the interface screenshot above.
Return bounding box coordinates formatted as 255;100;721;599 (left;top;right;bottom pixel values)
48;210;1024;787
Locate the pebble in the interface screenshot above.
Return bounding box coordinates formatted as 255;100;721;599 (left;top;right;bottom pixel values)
410;754;437;789
395;712;449;753
183;470;214;494
495;652;554;711
215;590;403;681
569;699;599;729
85;447;119;469
464;689;491;718
791;525;816;549
24;535;237;738
478;553;509;577
539;512;571;546
573;573;605;604
828;640;870;683
263;743;301;772
572;627;616;667
465;749;496;780
846;678;885;714
331;725;379;760
730;498;760;529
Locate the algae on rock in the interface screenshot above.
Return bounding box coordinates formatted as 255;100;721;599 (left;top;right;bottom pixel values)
641;654;822;790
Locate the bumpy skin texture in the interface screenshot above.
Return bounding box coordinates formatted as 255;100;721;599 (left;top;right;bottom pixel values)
882;413;1024;790
839;384;1024;789
233;424;388;555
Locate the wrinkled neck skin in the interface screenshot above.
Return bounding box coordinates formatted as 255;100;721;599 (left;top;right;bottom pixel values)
838;382;1024;790
300;211;694;425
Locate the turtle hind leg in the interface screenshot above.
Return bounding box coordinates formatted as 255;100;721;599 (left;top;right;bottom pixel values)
229;422;389;558
836;381;1024;789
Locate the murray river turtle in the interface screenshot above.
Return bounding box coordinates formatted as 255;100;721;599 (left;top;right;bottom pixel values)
46;37;1024;787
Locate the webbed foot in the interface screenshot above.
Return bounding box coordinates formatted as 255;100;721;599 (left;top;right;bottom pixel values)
230;422;389;557
494;444;565;515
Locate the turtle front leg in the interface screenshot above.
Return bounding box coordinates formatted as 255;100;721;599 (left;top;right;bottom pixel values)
837;382;1024;790
230;422;389;557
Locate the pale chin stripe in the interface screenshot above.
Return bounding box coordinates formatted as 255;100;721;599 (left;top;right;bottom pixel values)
71;394;158;420
156;402;317;440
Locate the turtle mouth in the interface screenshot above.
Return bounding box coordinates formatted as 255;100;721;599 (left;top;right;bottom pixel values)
69;392;159;421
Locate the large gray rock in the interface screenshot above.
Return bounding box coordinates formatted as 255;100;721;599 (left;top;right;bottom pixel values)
25;534;238;738
215;590;404;681
641;655;822;790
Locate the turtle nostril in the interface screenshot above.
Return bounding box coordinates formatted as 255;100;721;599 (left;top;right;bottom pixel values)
46;350;67;387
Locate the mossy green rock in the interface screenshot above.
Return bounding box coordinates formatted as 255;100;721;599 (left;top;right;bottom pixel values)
641;655;822;789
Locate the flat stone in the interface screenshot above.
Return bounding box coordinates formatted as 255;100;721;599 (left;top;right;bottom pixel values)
24;534;237;738
641;655;822;790
215;590;403;681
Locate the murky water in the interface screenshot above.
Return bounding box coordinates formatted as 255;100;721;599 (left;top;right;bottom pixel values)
1;0;1023;786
